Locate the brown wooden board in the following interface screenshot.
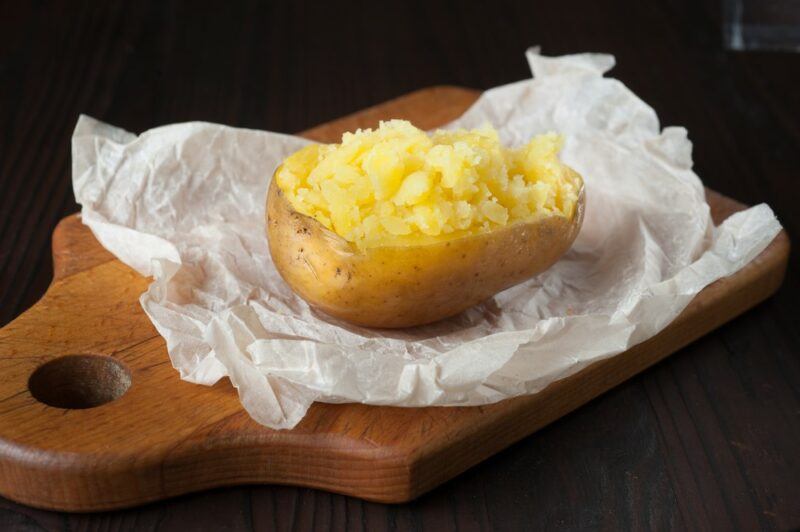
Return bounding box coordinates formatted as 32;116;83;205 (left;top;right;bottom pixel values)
0;87;790;512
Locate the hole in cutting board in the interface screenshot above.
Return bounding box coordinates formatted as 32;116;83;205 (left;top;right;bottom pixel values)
28;354;131;409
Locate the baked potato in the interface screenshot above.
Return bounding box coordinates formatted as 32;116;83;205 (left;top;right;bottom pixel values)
266;120;584;328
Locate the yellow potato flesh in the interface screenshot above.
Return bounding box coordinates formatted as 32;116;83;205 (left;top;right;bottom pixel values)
274;121;580;250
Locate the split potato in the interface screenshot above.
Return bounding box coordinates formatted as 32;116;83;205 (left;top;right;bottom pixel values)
266;121;584;328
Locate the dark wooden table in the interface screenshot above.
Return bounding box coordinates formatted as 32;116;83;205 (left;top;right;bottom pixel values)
1;1;798;530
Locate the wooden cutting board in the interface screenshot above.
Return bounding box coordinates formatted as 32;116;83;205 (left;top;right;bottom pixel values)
0;87;790;512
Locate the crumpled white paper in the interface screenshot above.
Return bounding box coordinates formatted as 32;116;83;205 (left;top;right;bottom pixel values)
71;50;782;429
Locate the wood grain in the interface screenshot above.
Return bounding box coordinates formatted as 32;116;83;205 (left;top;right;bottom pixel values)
0;87;789;512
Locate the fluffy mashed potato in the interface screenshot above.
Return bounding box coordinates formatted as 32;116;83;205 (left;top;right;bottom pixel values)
275;120;579;248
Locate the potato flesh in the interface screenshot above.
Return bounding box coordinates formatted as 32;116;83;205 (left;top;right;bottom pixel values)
275;120;579;249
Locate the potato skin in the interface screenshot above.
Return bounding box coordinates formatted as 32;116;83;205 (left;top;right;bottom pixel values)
266;167;584;328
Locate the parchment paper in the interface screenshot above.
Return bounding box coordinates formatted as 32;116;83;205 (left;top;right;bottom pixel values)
71;50;782;429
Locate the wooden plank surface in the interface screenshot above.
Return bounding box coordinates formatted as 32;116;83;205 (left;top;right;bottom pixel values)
0;87;789;512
